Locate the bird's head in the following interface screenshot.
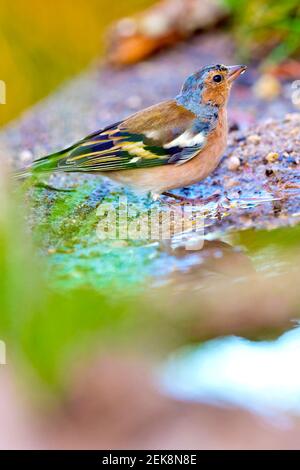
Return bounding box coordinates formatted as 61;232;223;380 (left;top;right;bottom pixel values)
177;64;247;113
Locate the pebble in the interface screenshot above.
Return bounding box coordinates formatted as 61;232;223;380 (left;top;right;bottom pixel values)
229;122;239;132
253;74;282;101
18;149;33;163
284;113;300;123
226;156;240;171
224;177;238;189
235;135;246;143
289;127;300;137
247;134;261;145
266;152;279;163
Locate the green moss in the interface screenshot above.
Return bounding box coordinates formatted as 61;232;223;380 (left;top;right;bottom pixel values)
27;179;159;291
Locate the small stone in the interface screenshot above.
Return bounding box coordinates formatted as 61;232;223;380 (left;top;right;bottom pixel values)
224;178;238;189
18;149;33;163
247;134;261;144
235;135;246;143
266;152;279;163
289;127;300;137
229;122;239;132
226;156;240;171
284;113;300;123
253;74;282;101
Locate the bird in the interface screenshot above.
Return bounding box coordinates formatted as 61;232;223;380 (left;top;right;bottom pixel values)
18;64;246;202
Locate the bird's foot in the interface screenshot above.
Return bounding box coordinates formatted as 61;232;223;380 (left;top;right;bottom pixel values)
162;191;221;206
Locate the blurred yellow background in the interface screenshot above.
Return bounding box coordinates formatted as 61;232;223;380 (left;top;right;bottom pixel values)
0;0;153;126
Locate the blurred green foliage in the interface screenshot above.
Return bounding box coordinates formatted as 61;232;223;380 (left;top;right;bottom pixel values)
0;180;183;395
225;0;300;62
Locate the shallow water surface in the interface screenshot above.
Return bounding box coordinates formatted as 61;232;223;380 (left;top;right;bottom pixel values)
160;327;300;417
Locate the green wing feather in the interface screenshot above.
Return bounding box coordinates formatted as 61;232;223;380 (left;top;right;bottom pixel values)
30;100;206;175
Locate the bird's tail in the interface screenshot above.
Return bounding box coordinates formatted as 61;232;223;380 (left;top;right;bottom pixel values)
13;169;32;180
13;147;71;180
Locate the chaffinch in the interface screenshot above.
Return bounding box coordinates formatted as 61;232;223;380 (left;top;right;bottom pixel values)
22;64;246;199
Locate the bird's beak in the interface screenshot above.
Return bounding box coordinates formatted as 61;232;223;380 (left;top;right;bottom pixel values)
227;65;247;82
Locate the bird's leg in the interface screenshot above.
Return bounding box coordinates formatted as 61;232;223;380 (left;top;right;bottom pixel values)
162;191;221;206
162;191;187;202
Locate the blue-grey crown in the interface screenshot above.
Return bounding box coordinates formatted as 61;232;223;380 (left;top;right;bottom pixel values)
176;64;226;116
181;64;227;94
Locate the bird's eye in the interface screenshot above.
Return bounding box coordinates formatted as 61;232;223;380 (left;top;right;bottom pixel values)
213;74;222;83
